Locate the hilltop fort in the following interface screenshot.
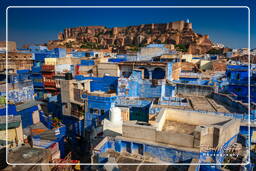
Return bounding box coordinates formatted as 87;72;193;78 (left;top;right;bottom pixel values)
48;20;213;54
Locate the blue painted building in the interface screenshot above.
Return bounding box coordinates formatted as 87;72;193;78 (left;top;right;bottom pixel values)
94;134;238;166
108;58;127;63
118;68;175;98
225;65;256;103
68;51;86;58
1;80;35;104
84;93;117;130
16;102;40;128
80;60;95;66
0;104;17;116
34;112;67;158
28;46;67;100
115;98;152;122
75;75;119;93
75;75;119;132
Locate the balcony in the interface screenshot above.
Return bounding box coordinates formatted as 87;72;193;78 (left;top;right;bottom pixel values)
42;72;55;79
73;88;84;103
42;65;55;72
44;79;56;87
71;110;84;118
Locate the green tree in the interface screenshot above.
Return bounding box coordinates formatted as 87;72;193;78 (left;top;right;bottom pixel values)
207;48;223;55
175;44;188;52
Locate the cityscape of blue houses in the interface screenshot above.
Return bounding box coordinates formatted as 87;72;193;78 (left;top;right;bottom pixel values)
0;41;255;170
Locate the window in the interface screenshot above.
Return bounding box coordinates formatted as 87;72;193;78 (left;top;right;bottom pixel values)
85;53;90;57
236;73;240;80
90;108;94;113
95;119;102;127
235;87;241;93
73;83;78;89
100;110;105;115
227;72;231;79
122;72;126;77
152;68;165;79
93;109;99;114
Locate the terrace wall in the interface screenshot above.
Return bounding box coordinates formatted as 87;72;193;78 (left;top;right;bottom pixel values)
176;83;214;96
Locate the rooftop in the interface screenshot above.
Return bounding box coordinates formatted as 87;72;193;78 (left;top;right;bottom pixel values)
118;61;168;67
162;120;196;135
7;145;51;166
115;98;152;108
120;108;240;151
16;100;43;112
0;115;21;129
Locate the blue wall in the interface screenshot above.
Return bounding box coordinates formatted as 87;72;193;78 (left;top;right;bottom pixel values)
118;78;175;98
70;51;86;58
54;48;66;58
61;115;84;137
108;58;127;63
18;105;38;128
0;104;17;116
116;98;152;122
167;62;173;80
74;75;118;93
85;95;116;129
90;76;118;93
118;69;175;98
225;65;255;103
80;60;95;66
7;82;34;103
95;134;238;165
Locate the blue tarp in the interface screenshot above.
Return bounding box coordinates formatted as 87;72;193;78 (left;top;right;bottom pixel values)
108;58;127;63
80;60;95;66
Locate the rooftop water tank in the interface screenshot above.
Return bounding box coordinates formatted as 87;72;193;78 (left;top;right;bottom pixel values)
110;107;122;124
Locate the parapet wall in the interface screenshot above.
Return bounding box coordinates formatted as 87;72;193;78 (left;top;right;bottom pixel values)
122;121;156;142
156;131;194;148
122;121;195;148
122;106;240;152
164;108;230;125
176;83;214;97
211;93;248;114
217;118;240;148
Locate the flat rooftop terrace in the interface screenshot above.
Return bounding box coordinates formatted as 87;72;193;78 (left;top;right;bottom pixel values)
162;120;196;135
102;149;189;171
7;145;50;164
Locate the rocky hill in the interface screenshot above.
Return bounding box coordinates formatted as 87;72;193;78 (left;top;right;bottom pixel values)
49;20;213;54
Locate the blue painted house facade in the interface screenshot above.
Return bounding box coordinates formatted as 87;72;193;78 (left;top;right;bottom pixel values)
225;65;256;103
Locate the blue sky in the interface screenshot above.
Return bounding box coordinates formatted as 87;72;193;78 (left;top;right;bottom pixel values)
0;0;255;49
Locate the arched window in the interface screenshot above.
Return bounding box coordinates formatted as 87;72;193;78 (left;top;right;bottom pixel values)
152;68;165;79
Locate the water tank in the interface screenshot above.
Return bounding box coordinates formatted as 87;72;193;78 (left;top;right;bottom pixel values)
110;107;122;124
65;73;73;80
